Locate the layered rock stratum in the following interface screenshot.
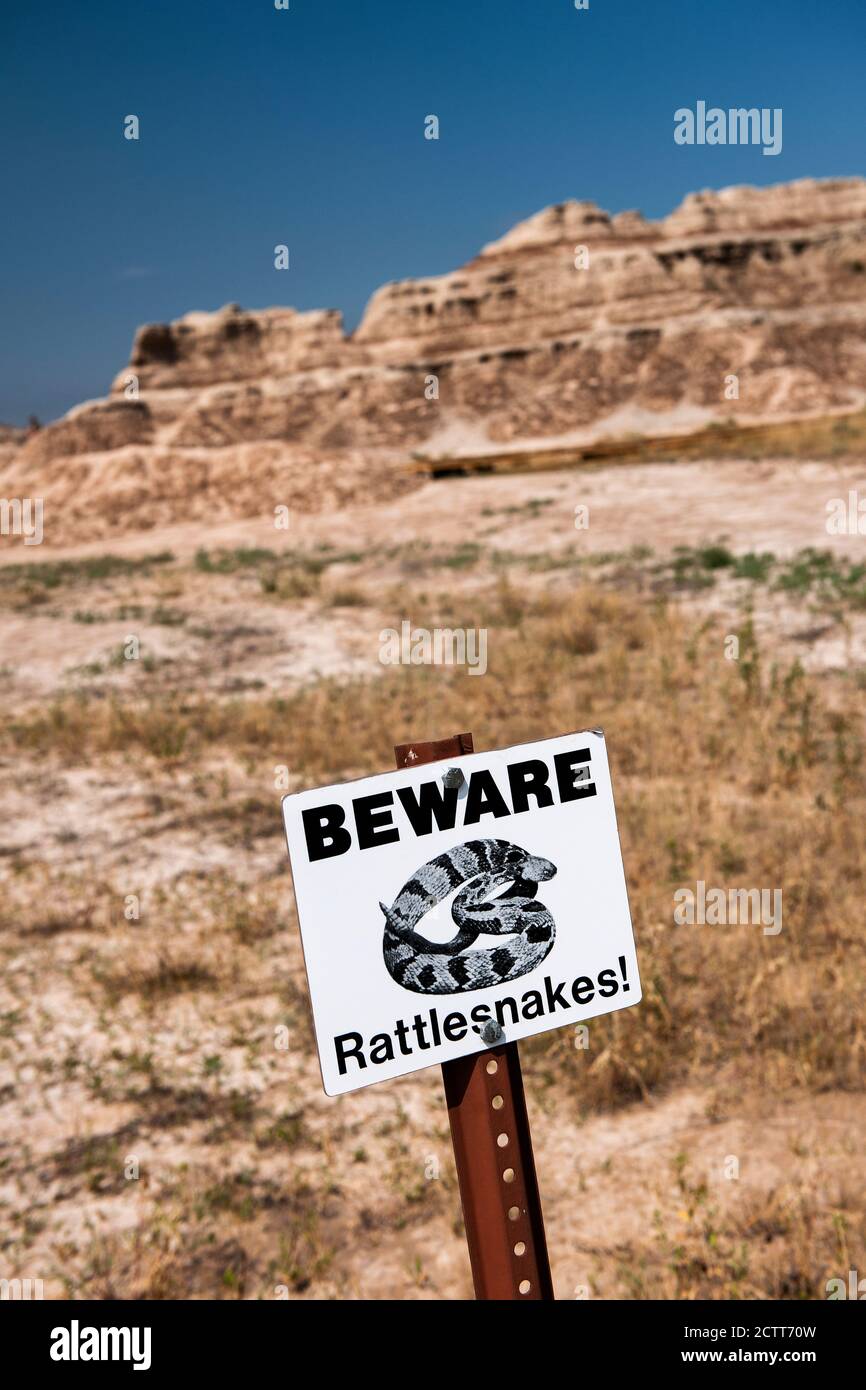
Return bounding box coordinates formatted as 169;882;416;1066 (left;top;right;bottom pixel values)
4;176;866;544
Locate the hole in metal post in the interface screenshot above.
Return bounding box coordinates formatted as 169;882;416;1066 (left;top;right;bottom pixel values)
491;1094;504;1110
519;1279;531;1295
514;1241;526;1257
507;1206;520;1221
486;1060;498;1075
497;1133;509;1147
502;1167;515;1183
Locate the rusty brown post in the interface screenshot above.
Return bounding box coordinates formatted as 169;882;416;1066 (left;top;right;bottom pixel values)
394;732;555;1301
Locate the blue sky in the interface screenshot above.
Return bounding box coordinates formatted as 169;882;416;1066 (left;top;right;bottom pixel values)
1;0;864;424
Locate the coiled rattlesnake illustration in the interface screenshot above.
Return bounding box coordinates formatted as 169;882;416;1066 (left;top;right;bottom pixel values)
380;838;557;995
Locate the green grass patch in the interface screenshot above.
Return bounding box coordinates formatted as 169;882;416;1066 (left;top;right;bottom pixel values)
0;551;175;590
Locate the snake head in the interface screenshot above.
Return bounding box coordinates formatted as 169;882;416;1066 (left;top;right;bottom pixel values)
500;842;557;885
521;852;557;883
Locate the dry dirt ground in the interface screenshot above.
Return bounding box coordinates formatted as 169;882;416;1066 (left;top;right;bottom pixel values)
1;453;864;1300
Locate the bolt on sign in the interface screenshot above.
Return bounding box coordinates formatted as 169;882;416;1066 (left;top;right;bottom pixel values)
282;730;641;1097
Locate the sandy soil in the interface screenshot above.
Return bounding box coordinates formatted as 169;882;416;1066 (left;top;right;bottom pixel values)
3;453;865;568
1;452;864;1300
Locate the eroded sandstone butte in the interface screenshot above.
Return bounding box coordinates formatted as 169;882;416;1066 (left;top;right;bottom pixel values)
5;176;866;543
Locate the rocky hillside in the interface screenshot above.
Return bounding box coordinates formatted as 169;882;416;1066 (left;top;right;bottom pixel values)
4;177;866;544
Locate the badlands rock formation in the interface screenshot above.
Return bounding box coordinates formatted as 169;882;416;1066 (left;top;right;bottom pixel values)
4;177;866;543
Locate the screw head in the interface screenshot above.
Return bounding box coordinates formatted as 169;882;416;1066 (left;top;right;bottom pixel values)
481;1019;504;1045
442;766;465;789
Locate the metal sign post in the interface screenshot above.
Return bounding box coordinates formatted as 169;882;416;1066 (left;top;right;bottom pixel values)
283;725;640;1293
394;732;555;1301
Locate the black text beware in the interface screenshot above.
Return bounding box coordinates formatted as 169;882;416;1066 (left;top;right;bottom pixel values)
302;747;595;862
